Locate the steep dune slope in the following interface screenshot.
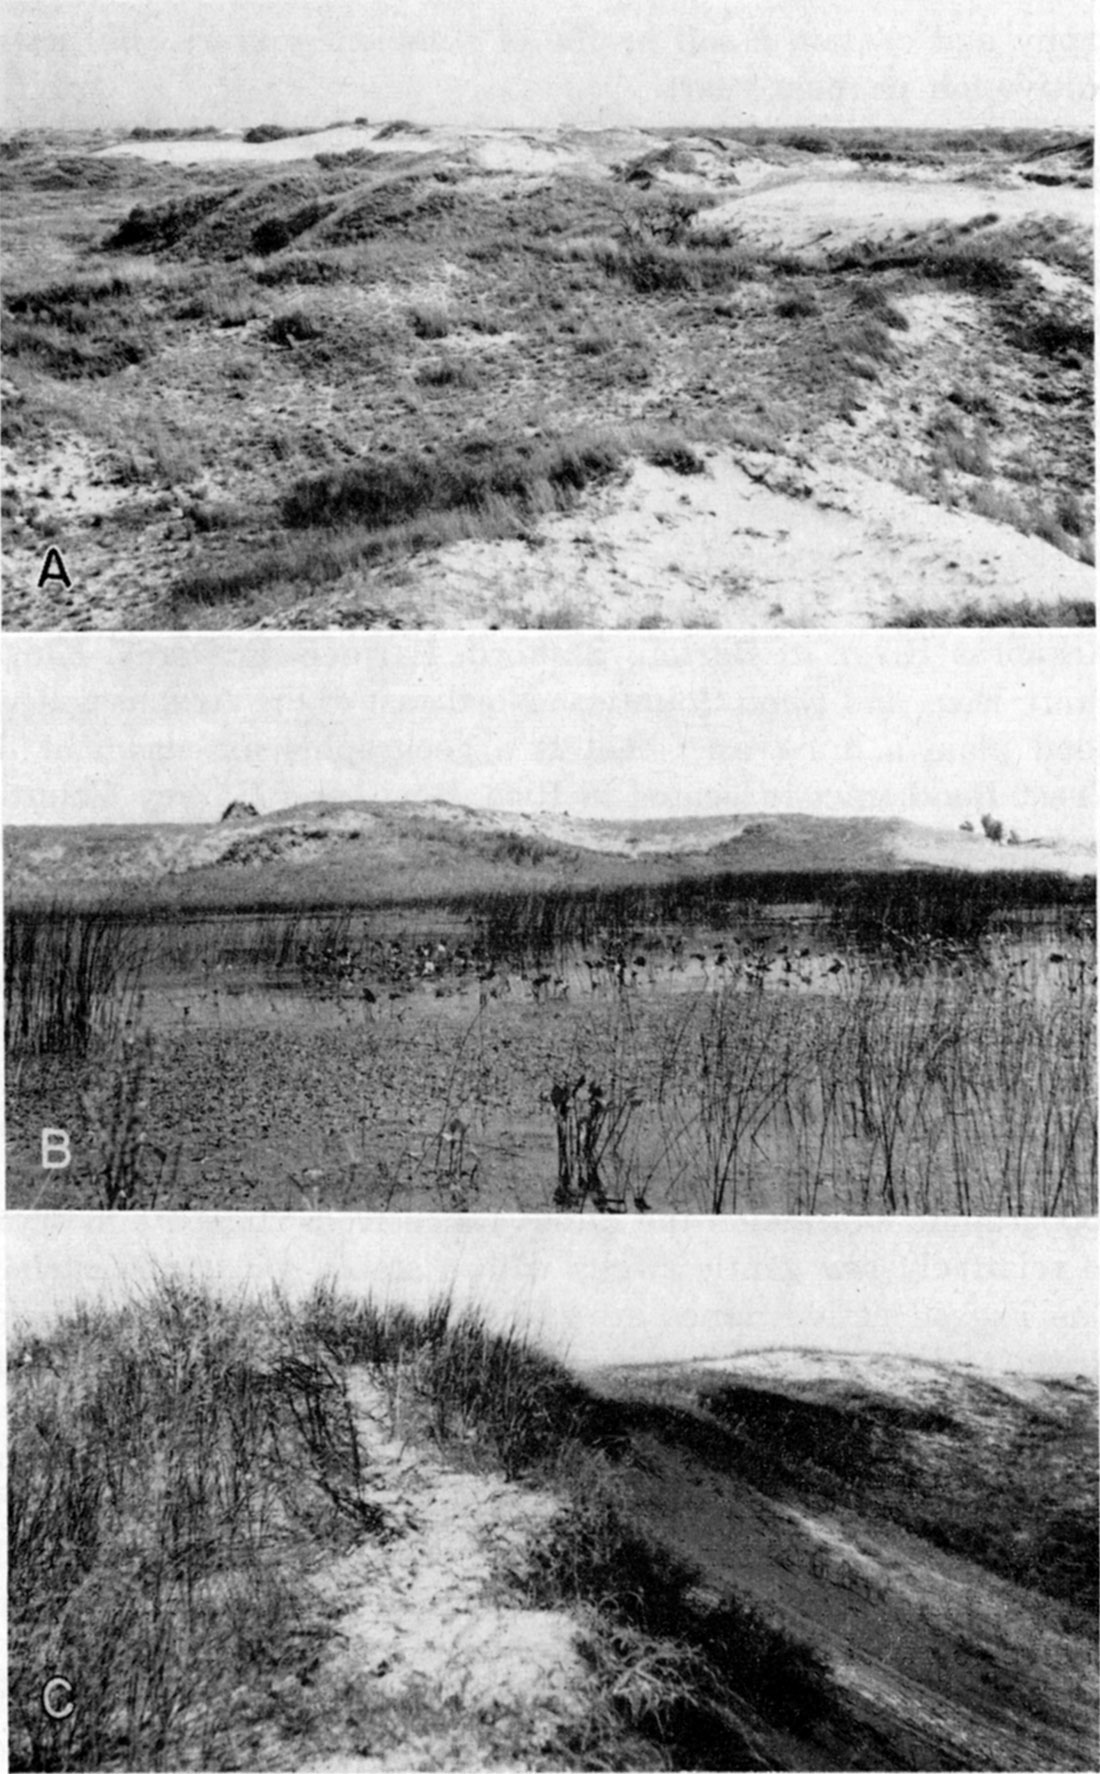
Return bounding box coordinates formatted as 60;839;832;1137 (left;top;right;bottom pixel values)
587;1352;1098;1770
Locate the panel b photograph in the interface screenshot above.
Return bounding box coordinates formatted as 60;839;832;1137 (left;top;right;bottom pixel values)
4;629;1094;1213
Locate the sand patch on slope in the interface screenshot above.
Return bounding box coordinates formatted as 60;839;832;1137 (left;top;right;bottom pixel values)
312;448;1094;631
887;822;1095;875
95;123;660;176
697;174;1094;251
683;1348;1081;1407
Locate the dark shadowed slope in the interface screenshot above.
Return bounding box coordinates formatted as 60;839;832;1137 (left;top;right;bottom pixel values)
583;1351;1098;1770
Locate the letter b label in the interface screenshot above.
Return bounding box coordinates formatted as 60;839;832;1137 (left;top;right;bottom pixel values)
41;1129;72;1169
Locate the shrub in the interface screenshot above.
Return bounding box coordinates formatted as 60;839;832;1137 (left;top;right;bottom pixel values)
781;131;837;154
105;192;227;253
267;307;324;345
243;123;310;144
927;247;1017;292
251;199;333;256
1012;314;1094;360
646;441;705;475
775;288;819;320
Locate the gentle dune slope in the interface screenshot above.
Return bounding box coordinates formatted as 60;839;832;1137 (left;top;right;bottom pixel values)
5;800;1092;903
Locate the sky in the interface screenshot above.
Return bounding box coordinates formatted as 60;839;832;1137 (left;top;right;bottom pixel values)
3;631;1095;842
2;0;1093;132
7;1215;1097;1375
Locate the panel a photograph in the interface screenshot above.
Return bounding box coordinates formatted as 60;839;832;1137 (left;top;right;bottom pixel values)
1;0;1094;629
4;630;1094;1212
8;1216;1098;1770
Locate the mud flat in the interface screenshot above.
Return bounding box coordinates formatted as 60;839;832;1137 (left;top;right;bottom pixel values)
6;802;1095;1213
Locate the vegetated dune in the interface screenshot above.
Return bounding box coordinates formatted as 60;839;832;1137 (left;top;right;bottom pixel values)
586;1347;1098;1771
2;123;1092;629
10;1281;1097;1771
4;800;1093;906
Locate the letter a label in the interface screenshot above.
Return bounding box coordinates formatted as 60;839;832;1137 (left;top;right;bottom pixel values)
41;1129;72;1169
37;547;72;590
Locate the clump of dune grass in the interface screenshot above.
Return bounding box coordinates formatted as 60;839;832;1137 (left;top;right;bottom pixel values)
280;432;626;531
267;305;324;345
415;355;480;389
600;240;760;295
9;1278;382;1772
849;279;910;329
887;597;1095;627
407;299;451;339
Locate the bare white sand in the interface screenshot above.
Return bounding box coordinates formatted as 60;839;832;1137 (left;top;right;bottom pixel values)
95;122;656;175
698;174;1093;250
374;448;1095;631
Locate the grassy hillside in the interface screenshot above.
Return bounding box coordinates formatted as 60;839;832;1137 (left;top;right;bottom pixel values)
3;125;1092;627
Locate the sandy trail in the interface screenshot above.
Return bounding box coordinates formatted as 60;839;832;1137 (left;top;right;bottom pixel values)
304;1368;590;1770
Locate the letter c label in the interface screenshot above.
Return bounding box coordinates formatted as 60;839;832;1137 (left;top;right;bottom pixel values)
42;1677;74;1720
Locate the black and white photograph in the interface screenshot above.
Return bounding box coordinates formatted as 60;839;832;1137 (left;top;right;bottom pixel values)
0;0;1093;630
7;1214;1098;1771
2;1;1096;1770
4;629;1094;1214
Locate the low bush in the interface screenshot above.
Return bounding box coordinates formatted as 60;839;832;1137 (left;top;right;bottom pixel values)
243;123;312;144
267;307;324;345
646;440;705;474
775;287;819;319
105;191;227;253
1011;313;1094;360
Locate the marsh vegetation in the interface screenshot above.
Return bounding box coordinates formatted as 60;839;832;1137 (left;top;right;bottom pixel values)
7;865;1094;1213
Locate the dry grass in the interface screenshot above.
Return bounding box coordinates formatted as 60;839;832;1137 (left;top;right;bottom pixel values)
9;1279;834;1770
1;133;1092;625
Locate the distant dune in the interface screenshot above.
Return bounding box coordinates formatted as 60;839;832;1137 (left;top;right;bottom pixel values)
5;799;1092;904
